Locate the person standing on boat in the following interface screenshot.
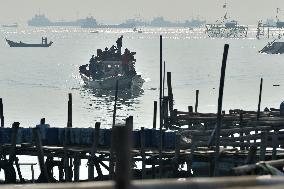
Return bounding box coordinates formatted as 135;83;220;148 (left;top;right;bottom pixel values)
89;55;97;78
116;35;123;55
122;48;130;75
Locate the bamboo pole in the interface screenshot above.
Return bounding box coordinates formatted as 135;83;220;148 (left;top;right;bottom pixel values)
67;93;72;128
0;98;4;127
110;80;119;179
257;78;263;120
214;44;229;176
159;35;163;178
33;127;50;183
195;90;199;113
153;101;157;129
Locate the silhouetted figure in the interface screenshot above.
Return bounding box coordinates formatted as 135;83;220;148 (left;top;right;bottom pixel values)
116;35;123;55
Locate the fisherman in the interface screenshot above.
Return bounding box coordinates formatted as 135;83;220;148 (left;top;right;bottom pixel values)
89;55;97;78
122;48;130;74
116;35;123;55
102;47;109;59
109;45;117;56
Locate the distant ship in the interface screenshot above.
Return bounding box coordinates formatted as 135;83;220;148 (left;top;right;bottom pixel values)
28;14;52;27
2;23;18;28
149;17;205;27
78;16;98;28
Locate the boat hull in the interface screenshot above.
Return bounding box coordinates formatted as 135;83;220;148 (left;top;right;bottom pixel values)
81;74;144;90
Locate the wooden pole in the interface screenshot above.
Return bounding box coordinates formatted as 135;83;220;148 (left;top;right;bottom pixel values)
214;44;229;176
113;80;119;127
113;124;132;189
153;101;157;129
163;61;166;99
73;154;81;182
67;93;72;128
174;134;181;177
272;131;279;160
188;106;193;113
260;132;268;161
159;35;163;129
159;37;164;180
110;80;119;179
9;122;20;165
257;78;263;120
88;122;100;180
140;127;146;179
33;128;50;183
63;128;71;182
167;72;173;116
0;98;4;127
195;90;199;113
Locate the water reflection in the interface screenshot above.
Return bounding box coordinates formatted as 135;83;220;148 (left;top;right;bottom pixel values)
79;85;144;125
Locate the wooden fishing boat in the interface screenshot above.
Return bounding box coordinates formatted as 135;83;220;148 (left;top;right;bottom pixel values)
5;38;53;47
79;36;144;90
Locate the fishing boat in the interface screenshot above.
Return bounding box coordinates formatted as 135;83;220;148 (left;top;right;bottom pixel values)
79;36;144;90
5;37;53;47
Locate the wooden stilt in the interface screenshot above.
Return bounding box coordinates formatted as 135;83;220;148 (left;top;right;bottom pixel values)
67;93;72;128
153;101;157;129
214;44;229;176
33;128;50;182
195;90;199;113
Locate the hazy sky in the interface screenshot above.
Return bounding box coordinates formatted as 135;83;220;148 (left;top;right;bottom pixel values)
1;0;284;24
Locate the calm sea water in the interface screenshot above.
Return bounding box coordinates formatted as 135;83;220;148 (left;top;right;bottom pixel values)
0;26;284;129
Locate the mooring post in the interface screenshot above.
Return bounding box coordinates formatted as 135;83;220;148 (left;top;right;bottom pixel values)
33;127;50;182
153;101;157;129
159;35;163;179
31;164;35;183
74;154;81;182
110;80;119;179
188;135;195;174
9;122;20;163
167;72;173;117
113;124;132;189
88;122;100;180
15;157;24;183
140;127;146;179
272;130;279;160
0;98;4;127
158;129;163;178
260;132;268;161
163;97;169;129
174;133;181;177
67;93;72;128
163;61;166;99
188;106;193;113
214;44;229;176
257;78;263;120
63;127;71;182
195;90;199;113
239;110;245;151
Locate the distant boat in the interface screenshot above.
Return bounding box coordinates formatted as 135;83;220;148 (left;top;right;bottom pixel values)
5;38;53;47
2;23;18;28
137;29;143;33
90;30;99;33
